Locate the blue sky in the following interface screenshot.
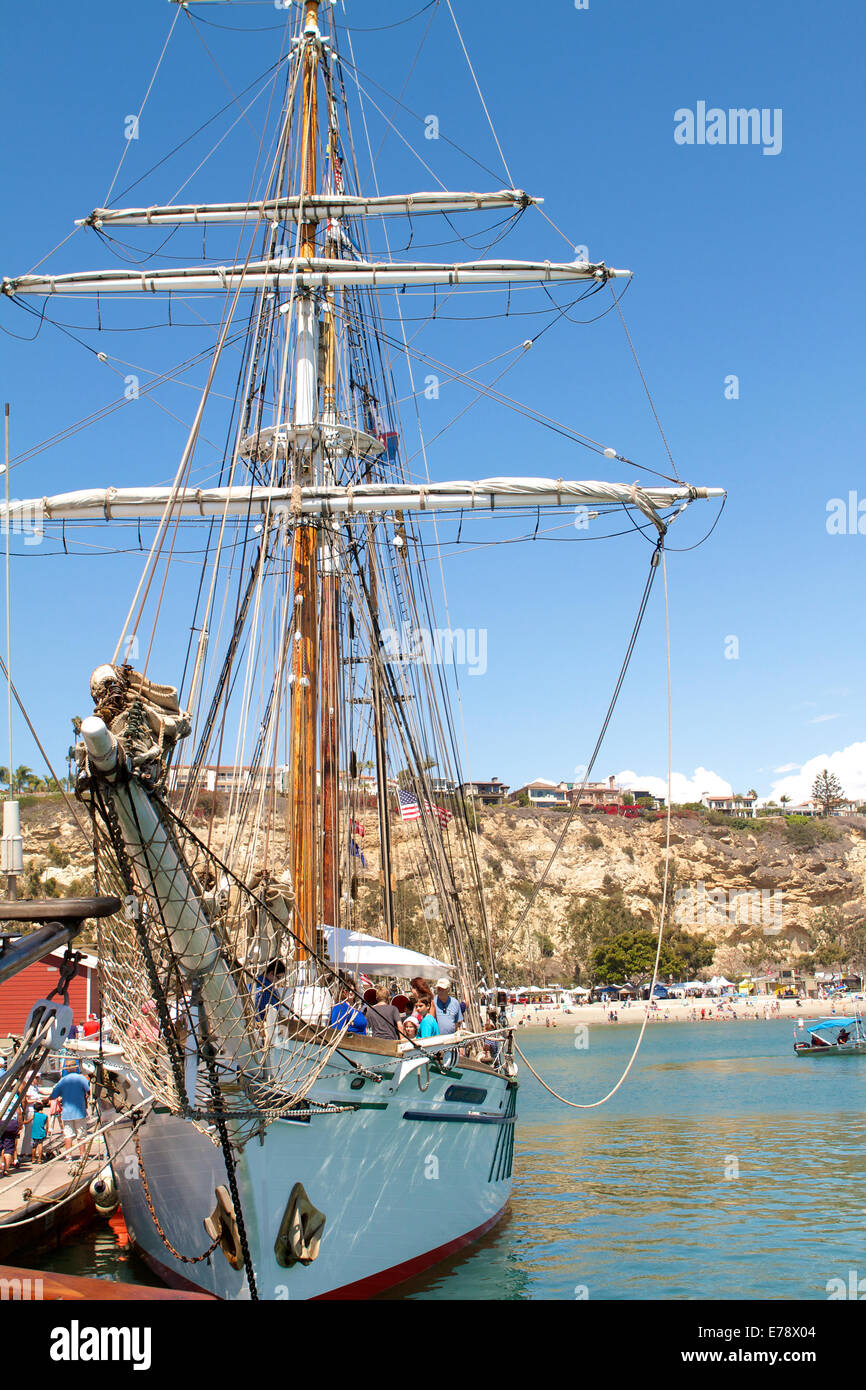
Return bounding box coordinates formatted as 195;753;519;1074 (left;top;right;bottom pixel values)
1;0;864;805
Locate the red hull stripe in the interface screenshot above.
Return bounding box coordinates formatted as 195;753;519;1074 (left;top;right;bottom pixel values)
314;1204;509;1300
133;1204;508;1301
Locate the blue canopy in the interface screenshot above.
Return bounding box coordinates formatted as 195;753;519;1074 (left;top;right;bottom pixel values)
809;1017;858;1031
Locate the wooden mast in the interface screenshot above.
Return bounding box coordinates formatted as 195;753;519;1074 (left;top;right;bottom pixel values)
319;270;340;929
367;529;396;944
289;0;321;957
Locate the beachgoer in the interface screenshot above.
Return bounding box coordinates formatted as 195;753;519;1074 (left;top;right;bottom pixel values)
50;1063;91;1161
432;978;462;1037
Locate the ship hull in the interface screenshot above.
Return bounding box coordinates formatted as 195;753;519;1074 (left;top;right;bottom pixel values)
103;1043;515;1300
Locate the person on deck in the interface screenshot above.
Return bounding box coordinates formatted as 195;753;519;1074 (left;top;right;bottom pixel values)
364;986;403;1041
416;998;440;1040
255;961;286;1019
329;988;367;1036
432;978;462;1037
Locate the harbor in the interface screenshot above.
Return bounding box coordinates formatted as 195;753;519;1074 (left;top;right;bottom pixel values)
8;1019;864;1303
0;0;863;1332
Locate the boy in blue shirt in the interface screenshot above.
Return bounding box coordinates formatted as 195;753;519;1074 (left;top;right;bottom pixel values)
417;998;440;1040
31;1102;47;1163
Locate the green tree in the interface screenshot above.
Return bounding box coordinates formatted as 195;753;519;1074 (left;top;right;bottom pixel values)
590;926;713;986
811;768;844;817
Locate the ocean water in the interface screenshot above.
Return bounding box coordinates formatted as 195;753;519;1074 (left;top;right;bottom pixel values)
20;1019;866;1300
386;1018;866;1301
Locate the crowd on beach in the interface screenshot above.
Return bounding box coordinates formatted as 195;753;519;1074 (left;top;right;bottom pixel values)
509;994;846;1027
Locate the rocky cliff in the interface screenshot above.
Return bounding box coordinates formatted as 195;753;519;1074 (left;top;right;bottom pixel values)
14;795;866;974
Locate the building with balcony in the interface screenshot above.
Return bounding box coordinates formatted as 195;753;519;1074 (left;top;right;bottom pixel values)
460;777;509;805
701;792;757;818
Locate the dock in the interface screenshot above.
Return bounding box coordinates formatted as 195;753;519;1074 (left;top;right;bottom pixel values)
0;1260;214;1300
0;1152;103;1261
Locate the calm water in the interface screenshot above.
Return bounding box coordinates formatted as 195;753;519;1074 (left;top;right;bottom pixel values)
21;1020;866;1299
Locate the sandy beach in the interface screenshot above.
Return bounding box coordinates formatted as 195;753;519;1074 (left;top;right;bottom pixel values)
507;996;857;1028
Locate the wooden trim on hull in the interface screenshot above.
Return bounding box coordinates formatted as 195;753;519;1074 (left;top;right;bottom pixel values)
130;1203;509;1301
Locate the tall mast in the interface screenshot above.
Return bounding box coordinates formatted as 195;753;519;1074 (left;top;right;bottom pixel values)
319;119;340;930
288;0;321;955
367;533;396;944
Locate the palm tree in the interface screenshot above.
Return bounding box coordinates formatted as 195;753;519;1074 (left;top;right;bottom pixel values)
780;795;792;808
12;765;34;793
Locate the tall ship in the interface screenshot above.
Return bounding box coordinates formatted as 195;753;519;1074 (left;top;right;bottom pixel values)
0;1;723;1298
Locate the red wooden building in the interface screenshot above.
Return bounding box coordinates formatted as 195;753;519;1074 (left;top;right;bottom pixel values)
0;945;100;1036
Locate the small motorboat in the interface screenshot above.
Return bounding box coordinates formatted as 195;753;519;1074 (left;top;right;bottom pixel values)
794;1015;866;1056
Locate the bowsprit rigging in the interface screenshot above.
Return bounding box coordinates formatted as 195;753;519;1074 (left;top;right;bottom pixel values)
0;0;725;1300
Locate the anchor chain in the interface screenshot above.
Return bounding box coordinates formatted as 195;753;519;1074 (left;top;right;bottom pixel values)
132;1130;221;1265
197;1004;259;1300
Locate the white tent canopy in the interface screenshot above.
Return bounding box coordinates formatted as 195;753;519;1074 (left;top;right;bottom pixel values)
322;927;453;981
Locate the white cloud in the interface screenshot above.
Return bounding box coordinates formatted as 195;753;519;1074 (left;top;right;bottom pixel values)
767;741;866;806
773;762;799;774
808;713;840;725
618;766;732;804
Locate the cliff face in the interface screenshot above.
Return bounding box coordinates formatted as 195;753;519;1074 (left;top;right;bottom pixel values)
471;807;866;973
15;795;866;971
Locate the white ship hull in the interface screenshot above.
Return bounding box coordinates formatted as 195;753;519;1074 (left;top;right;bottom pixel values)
103;1036;516;1300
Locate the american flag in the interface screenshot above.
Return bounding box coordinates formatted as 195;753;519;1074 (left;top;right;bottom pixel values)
398;789;453;829
398;789;421;821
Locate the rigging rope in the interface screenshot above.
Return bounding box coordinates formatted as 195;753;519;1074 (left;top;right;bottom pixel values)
499;534;664;955
513;544;675;1107
444;0;515;188
103;8;182;206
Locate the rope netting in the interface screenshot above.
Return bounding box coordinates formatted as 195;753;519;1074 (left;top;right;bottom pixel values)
89;775;357;1147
